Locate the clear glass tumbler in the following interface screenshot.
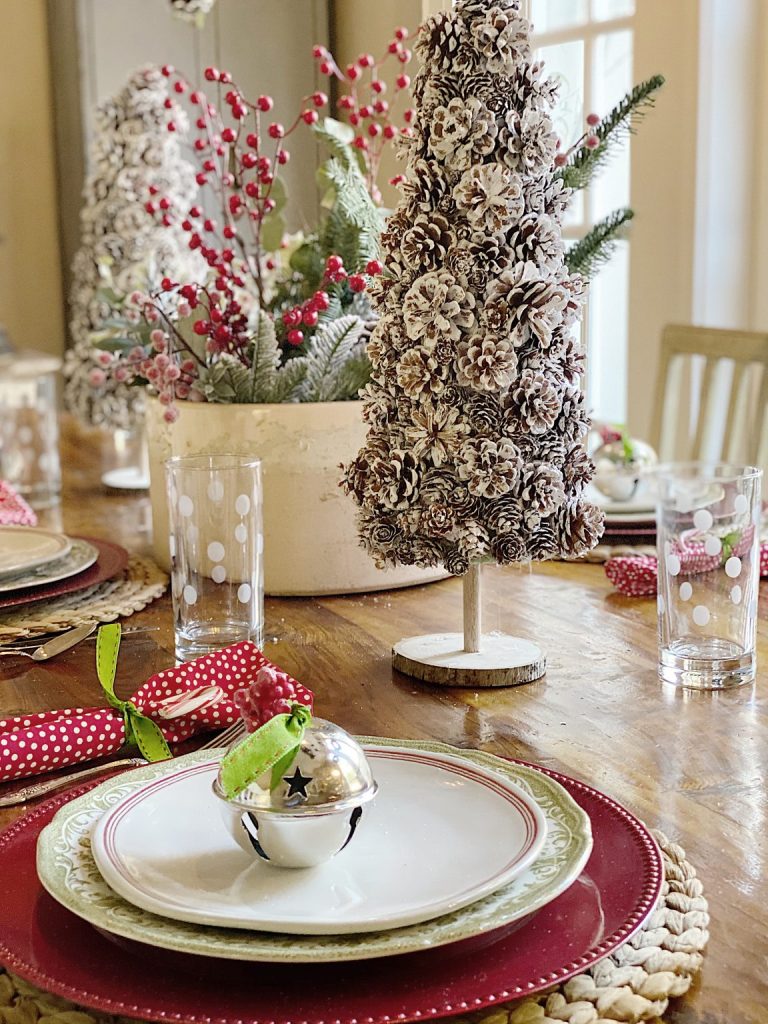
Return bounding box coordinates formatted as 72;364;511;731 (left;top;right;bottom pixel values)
656;463;761;689
0;354;62;509
165;454;264;662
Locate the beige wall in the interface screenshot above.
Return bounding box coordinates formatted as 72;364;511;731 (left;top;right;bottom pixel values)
0;0;65;356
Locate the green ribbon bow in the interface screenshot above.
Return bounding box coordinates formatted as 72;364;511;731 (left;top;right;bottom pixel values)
218;703;312;800
96;624;172;763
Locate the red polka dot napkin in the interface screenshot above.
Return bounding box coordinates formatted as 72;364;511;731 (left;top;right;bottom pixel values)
0;481;36;526
0;641;311;783
605;535;768;597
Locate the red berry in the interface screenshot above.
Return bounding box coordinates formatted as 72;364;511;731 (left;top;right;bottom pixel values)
204;67;219;81
282;308;302;328
371;79;386;94
312;290;330;310
312;45;327;60
554;152;568;167
302;307;319;327
404;108;416;123
174;81;186;94
368;123;381;137
180;284;197;301
286;329;304;346
268;122;284;139
195;172;207;185
148;185;159;195
203;218;215;231
194;138;207;151
161;277;174;291
231;103;246;119
223;224;236;239
586;112;601;127
190;91;201;104
167;121;177;132
358;53;374;68
242;151;258;168
349;113;360;127
193;320;210;335
346;64;360;80
302;109;319;125
189;206;202;218
221;127;236;143
398;48;412;63
373;99;389;114
312;91;328;107
326;254;344;273
196;117;206;130
319;61;332;75
159;197;171;211
245;181;259;198
396;74;410;89
277;150;290;165
383;124;396;140
161;64;174;76
366;259;383;275
164;98;173;110
263;198;276;213
349;274;367;293
388;41;401;54
257;95;274;112
144;201;157;214
353;135;368;150
265;258;276;271
395;26;408;40
219;70;232;84
246;132;259;147
585;133;600;149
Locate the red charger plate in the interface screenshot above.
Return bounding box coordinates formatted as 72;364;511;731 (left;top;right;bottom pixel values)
0;761;663;1024
0;538;129;611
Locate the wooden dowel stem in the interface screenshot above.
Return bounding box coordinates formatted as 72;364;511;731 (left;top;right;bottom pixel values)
463;562;482;653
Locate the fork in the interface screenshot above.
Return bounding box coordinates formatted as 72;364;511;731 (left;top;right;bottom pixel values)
0;720;245;807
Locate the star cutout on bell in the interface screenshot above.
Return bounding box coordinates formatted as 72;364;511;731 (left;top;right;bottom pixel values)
283;766;312;799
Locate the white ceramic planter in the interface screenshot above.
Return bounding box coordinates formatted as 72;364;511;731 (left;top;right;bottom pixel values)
146;397;447;596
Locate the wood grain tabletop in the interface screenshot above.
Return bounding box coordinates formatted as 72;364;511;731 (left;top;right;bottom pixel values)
0;417;765;1022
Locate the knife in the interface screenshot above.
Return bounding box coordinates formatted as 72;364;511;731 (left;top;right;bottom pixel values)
30;622;98;661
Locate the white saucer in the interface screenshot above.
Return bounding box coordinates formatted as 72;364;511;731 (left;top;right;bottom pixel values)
0;527;71;576
91;747;548;935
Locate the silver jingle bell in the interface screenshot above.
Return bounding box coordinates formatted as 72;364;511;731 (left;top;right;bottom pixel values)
213;717;378;869
593;438;658;502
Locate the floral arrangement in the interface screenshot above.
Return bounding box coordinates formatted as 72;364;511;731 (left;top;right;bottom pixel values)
90;33;416;420
342;0;604;573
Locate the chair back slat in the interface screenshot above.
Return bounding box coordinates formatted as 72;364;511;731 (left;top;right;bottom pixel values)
651;325;768;470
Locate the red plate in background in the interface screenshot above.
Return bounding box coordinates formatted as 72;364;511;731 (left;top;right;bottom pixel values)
0;537;128;611
0;761;663;1024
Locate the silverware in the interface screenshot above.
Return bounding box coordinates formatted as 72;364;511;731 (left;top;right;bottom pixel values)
0;625;159;654
0;720;245;807
0;622;97;661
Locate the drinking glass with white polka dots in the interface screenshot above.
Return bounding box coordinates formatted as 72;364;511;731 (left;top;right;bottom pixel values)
0;355;62;509
656;463;761;689
165;454;263;662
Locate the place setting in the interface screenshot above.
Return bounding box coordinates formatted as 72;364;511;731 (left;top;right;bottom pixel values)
0;625;673;1024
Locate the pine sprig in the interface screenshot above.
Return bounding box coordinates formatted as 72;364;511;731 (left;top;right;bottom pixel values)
298;315;366;402
558;74;665;192
566;207;634;279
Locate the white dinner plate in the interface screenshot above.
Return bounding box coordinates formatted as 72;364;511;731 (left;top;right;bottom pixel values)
0;538;99;593
0;527;71;577
585;484;656;518
37;742;592;962
91;746;548;935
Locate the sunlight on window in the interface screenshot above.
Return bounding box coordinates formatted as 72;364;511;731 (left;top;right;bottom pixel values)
530;0;588;33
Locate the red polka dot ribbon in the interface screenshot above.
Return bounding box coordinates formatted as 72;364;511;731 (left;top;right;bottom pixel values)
605;535;768;597
0;481;36;526
0;640;311;784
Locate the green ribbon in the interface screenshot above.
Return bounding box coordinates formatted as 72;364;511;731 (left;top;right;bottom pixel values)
96;624;172;763
218;703;312;800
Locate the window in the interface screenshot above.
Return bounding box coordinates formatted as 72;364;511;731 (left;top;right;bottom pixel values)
527;0;635;424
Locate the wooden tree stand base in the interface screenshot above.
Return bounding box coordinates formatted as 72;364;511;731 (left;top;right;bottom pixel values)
392;632;546;688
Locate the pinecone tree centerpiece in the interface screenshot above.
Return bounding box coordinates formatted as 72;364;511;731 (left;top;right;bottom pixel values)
342;0;603;686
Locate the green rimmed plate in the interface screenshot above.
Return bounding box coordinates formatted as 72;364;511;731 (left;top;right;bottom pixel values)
36;738;592;963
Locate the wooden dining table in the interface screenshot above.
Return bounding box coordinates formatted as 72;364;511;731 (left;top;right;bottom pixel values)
0;416;765;1022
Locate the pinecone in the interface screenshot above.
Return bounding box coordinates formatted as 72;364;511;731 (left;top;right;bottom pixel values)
563;443;594;489
402;270;476;344
491;532;527;564
366;451;421;511
488;262;569;347
449;484;484;519
518;462;566;516
457;519;491;558
458;437;522;498
420;502;456;536
557;500;604;558
401;213;455;272
528;520;559;560
466;392;504;435
415;11;467;71
469;6;530;74
421;466;456;503
444;546;471;576
454;164;524;235
508;213;563;270
396;347;447;399
486;493;524;533
457;333;518;392
507;369;563;435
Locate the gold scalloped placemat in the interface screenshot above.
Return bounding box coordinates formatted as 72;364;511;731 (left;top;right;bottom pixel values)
0;830;708;1024
0;555;168;642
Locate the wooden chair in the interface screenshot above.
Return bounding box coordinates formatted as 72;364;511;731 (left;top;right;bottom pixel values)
650;324;768;469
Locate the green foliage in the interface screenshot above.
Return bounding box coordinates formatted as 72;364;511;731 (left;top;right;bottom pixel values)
318;157;384;272
558;75;665;192
566;208;634;279
298;315;367;402
260;176;287;252
312;117;366;175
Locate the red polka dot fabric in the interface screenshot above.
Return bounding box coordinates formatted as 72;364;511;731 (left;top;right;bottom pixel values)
605;535;768;598
0;481;37;526
0;641;311;784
